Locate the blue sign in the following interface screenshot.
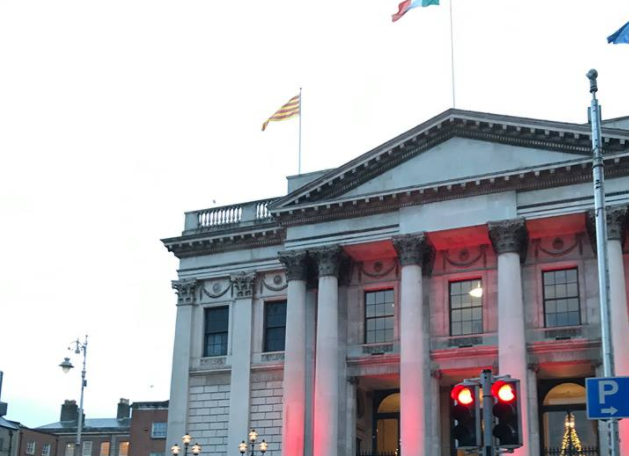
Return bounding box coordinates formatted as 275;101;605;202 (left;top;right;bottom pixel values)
586;377;629;420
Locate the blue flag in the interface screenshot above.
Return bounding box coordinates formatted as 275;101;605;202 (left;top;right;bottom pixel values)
608;21;629;44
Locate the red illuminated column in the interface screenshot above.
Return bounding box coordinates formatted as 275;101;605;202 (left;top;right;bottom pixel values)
278;251;309;456
488;219;530;456
312;246;344;456
393;233;434;456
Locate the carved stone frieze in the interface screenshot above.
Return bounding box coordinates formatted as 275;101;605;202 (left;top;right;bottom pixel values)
172;279;197;305
312;246;345;277
586;205;628;251
278;250;309;281
392;232;434;274
488;218;529;262
230;272;256;298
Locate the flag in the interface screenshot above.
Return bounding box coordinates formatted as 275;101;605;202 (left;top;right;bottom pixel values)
608;20;629;45
392;0;439;22
262;94;300;131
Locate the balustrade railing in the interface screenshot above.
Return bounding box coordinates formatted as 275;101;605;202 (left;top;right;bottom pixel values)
544;447;598;456
184;198;277;231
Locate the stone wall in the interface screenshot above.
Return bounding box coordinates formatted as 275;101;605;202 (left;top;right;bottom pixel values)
249;370;283;456
188;374;231;456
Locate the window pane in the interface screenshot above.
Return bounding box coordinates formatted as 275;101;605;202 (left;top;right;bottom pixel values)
449;279;483;336
118;443;129;456
365;290;395;344
151;422;167;439
264;301;287;352
82;442;92;456
204;306;229;356
66;444;75;456
544;268;580;328
100;443;110;456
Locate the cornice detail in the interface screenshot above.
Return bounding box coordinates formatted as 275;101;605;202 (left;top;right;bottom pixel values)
230;272;256;298
392;233;435;274
488;218;529;262
586;205;628;250
312;246;345;277
172;279;197;305
278;250;309;282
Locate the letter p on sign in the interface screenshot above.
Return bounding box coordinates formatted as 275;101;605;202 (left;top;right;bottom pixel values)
599;380;619;404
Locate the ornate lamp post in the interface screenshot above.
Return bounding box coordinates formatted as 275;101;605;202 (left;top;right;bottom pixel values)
59;336;88;456
171;433;201;456
239;429;267;456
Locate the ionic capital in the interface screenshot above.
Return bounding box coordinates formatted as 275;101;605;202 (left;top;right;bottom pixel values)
312;246;345;277
488;218;529;262
230;271;256;298
392;233;434;273
278;250;309;282
172;279;197;305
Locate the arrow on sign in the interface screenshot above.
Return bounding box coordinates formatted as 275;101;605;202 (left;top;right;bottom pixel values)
602;406;618;415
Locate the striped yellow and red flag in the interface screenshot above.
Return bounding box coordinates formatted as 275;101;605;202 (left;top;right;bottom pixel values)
262;94;300;131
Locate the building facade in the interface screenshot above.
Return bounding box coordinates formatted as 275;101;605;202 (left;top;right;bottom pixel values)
162;109;629;456
17;427;58;456
128;401;168;456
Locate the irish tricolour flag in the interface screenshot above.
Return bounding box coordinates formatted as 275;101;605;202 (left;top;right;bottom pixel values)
392;0;439;22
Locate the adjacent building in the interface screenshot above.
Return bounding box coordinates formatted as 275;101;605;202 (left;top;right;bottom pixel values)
128;401;168;456
162;109;629;456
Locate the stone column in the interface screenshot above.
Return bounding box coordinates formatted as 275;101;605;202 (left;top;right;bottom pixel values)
430;371;442;456
488;218;530;456
227;272;256;454
278;251;309;456
589;206;629;454
166;279;197;448
312;246;344;456
393;233;433;456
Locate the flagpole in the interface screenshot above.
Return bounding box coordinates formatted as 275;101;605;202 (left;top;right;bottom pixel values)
449;0;456;108
298;87;302;174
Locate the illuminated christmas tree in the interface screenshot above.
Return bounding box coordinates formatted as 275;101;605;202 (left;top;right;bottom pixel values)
560;412;583;456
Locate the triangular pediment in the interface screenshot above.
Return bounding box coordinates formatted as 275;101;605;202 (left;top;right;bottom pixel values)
270;109;629;213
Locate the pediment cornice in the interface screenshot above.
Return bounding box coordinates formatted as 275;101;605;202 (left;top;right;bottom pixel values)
269;109;629;212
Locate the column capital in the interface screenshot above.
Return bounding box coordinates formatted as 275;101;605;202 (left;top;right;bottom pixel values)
278;250;309;282
586;205;628;248
230;271;256;298
172;279;197;305
312;245;345;277
392;232;434;273
488;218;529;262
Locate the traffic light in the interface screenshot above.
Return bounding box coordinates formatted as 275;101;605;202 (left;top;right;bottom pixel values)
450;383;481;449
491;379;522;448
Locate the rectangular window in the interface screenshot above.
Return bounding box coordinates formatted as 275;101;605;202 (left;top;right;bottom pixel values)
118;442;129;456
365;289;395;344
42;444;52;456
450;279;483;336
264;300;287;352
26;442;36;455
151;422;167;439
65;444;75;456
543;268;580;327
82;442;92;456
99;442;110;456
204;306;229;356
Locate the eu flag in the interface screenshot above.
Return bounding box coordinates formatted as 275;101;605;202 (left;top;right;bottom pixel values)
608;21;629;44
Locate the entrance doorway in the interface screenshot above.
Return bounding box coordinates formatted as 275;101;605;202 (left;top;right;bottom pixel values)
373;391;400;456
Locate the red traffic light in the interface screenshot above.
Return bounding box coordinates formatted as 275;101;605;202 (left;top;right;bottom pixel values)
492;380;516;403
451;384;474;405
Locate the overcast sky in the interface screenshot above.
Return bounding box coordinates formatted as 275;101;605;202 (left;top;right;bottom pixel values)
1;0;628;428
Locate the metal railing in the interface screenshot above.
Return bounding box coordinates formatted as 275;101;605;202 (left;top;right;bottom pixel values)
543;447;598;456
184;198;277;231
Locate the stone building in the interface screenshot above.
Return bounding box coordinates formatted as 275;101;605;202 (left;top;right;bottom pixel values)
162;109;629;456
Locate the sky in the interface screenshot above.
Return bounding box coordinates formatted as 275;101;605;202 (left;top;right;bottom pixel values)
0;0;628;428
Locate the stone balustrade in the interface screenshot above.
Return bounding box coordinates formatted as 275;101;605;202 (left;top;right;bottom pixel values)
184;198;278;232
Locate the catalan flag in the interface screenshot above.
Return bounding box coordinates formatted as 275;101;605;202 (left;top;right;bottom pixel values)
262;94;300;131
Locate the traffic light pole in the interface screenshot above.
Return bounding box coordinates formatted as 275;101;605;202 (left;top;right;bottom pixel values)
480;369;495;456
586;69;620;456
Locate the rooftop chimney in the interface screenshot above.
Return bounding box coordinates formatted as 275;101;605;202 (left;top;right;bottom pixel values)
60;400;78;422
117;398;130;419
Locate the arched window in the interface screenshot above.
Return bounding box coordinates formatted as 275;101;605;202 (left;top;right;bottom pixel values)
373;392;400;455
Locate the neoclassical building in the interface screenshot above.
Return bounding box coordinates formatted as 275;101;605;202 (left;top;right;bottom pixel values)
162;109;629;456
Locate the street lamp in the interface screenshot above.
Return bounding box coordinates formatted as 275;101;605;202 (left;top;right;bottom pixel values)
238;429;267;456
59;335;88;456
171;433;201;456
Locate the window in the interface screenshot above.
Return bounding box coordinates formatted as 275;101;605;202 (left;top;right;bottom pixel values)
264;300;287;352
449;279;483;336
26;442;36;455
149;453;164;456
99;442;110;456
82;442;92;456
65;444;75;456
151;422;167;439
204;306;229;356
42;444;52;456
543;268;580;327
118;442;129;456
365;289;395;344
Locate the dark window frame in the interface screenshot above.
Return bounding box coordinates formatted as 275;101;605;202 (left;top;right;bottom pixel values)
542;268;581;328
364;289;395;344
204;306;229;357
449;278;483;336
264;300;287;352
